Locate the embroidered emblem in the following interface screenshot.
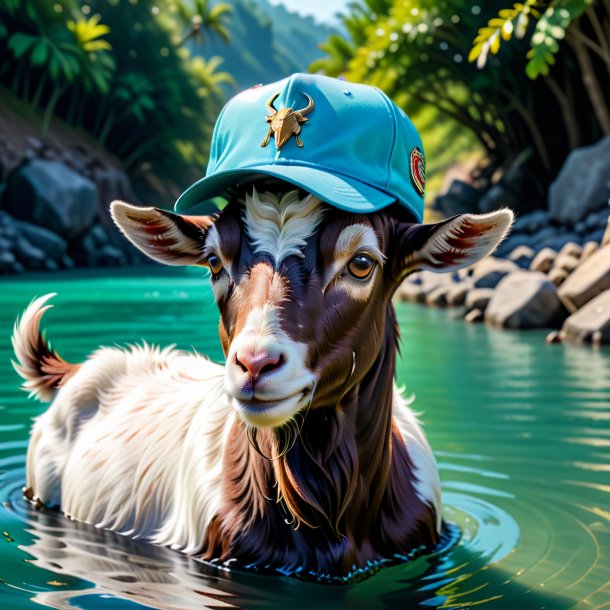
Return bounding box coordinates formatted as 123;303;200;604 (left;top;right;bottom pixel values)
409;147;426;197
261;92;314;150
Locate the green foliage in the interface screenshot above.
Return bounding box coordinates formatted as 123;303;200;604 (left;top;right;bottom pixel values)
525;0;593;78
313;0;610;209
469;1;541;67
470;0;594;78
191;0;337;91
175;0;232;45
0;0;236;196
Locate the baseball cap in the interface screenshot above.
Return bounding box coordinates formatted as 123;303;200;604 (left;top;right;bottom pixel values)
175;73;426;222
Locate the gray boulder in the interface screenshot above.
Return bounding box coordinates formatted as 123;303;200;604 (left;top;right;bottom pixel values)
446;281;473;306
6;160;98;240
433;180;480;216
426;285;450;307
14;236;45;269
584;208;609;231
558;245;610;312
508;245;535;268
561;289;610;344
549;137;610;224
553;253;580;274
485;271;566;329
477;184;515;214
14;219;67;259
580;241;598;263
472;257;519;288
603;215;610;247
512;210;551;235
530;247;557;273
465;287;495;313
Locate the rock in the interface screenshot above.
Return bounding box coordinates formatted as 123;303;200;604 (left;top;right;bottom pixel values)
545;330;562;344
558;242;582;259
0;235;13;252
472;257;518;289
512;210;551;235
0;250;16;273
426;285;450;307
465;288;495;313
485;271;566;329
548;267;569;286
530;247;557;273
530;225;557;247
446;281;473;306
97;244;125;266
395;279;426;303
433;180;480;216
586;227;605;244
5;160;98;240
553;253;580;274
89;224;109;247
477;184;514;214
549;137;610;224
14;237;45;269
465;308;484;323
580;241;598;263
584;208;609;231
603;215;610;247
43;258;59;271
14;220;67;259
60;254;75;269
536;232;582;253
508;245;535;268
560;289;610;344
558;244;610;312
494;233;538;258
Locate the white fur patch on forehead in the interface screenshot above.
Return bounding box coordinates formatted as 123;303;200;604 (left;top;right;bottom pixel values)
243;188;324;264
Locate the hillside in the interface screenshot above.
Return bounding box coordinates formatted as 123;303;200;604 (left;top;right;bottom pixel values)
192;0;338;92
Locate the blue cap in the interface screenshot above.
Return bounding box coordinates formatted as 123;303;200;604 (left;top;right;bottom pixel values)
175;73;426;222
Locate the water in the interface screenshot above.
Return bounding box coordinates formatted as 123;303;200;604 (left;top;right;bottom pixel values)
0;268;609;610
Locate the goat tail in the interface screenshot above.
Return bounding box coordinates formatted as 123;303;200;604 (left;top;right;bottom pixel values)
12;293;79;402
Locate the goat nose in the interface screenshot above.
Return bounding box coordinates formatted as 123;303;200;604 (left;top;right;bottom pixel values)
234;350;285;381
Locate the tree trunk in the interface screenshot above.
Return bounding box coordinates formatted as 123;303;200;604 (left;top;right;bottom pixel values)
546;76;580;149
568;23;610;136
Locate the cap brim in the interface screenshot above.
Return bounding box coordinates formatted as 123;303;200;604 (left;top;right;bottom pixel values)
175;164;405;217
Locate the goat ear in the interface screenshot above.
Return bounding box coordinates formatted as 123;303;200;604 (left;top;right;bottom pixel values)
395;209;514;276
110;200;216;266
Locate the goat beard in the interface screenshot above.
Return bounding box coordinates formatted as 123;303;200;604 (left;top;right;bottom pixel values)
244;407;359;539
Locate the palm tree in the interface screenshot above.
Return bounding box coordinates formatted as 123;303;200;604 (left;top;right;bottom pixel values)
176;0;232;46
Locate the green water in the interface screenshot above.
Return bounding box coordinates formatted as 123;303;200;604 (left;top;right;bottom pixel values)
0;268;609;610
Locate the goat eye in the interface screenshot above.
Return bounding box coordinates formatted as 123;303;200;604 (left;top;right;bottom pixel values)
207;254;223;276
347;254;375;279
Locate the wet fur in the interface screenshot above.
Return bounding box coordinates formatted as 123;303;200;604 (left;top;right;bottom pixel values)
14;187;512;581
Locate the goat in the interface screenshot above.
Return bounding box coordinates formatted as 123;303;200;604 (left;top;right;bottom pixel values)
13;185;512;582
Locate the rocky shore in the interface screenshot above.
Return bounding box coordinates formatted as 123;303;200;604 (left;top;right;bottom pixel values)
397;209;610;347
397;137;610;347
0;109;152;275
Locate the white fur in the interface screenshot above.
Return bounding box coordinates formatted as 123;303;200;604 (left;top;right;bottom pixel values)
392;386;442;533
243;189;323;264
225;303;316;427
18;296;441;551
26;337;232;552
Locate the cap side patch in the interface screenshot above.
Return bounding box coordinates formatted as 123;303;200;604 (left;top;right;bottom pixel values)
409;146;425;198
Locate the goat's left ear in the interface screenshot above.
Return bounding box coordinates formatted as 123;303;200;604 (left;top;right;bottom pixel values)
111;200;216;266
393;209;514;278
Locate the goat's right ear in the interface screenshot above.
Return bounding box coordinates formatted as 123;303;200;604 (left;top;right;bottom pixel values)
110;200;216;266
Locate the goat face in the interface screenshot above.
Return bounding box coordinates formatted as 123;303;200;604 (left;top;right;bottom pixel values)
111;186;512;428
